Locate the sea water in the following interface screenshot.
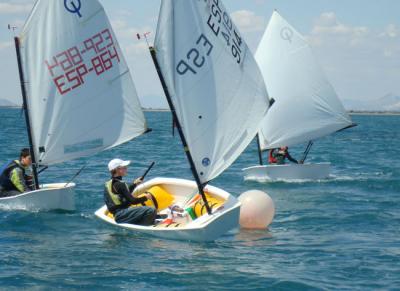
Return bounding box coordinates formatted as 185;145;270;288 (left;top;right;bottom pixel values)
0;109;399;290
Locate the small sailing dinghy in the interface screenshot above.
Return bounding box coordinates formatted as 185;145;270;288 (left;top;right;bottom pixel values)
95;0;271;242
243;11;355;182
1;0;147;211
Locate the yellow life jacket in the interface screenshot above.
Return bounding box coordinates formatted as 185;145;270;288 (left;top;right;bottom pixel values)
104;180;127;213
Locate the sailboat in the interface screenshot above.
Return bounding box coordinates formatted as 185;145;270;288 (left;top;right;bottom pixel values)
95;0;271;242
243;11;355;181
0;0;147;211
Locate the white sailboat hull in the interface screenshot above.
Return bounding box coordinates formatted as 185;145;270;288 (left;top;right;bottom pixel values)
95;177;241;242
242;163;331;181
0;183;75;211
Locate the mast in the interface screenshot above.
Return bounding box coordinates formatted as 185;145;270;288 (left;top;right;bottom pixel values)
256;134;264;166
255;98;274;166
14;37;39;190
149;47;211;215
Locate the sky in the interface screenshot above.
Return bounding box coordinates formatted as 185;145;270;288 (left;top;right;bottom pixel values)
0;0;399;108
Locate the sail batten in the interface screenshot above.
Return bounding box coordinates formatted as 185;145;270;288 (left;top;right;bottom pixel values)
154;0;270;183
19;0;146;166
258;11;353;150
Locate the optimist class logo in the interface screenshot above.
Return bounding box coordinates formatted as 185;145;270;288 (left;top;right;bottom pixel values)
64;0;82;18
280;27;294;43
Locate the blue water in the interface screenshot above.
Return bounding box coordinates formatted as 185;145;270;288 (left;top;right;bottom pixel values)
0;109;399;290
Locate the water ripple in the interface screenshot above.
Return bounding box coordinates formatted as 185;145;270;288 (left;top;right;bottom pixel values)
0;111;399;289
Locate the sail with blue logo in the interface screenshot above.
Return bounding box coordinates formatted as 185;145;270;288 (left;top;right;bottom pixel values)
19;0;147;165
154;0;270;183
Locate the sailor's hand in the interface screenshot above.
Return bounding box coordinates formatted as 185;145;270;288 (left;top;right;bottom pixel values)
133;177;143;185
144;192;153;200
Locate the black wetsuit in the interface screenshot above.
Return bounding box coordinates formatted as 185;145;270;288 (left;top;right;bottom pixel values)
105;176;147;214
285;152;299;164
0;160;31;197
104;176;156;225
274;150;299;165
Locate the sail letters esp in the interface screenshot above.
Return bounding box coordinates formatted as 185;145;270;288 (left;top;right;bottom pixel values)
176;35;213;75
176;0;244;76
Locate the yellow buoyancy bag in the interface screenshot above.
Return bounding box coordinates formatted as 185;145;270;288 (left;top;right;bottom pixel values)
134;185;175;211
193;194;225;218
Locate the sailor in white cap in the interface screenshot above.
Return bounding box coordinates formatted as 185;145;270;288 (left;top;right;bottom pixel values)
103;159;156;225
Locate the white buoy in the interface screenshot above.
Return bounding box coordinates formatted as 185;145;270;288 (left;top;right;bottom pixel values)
238;190;275;229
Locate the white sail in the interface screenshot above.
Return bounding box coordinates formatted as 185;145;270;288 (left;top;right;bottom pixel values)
19;0;147;165
154;0;270;183
257;11;353;150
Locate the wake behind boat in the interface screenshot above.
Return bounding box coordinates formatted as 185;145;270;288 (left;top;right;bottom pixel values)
0;183;75;211
243;11;355;182
243;163;331;182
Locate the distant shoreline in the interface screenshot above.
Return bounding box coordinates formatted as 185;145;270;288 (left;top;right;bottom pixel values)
348;111;400;116
142;109;400;115
1;107;399;116
142;108;170;112
0;106;21;109
0;106;170;111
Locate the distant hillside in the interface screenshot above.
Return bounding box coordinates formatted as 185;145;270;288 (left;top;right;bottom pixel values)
379;94;400;111
0;99;20;108
344;93;400;112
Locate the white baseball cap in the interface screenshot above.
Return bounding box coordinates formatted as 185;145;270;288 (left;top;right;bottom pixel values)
108;159;131;171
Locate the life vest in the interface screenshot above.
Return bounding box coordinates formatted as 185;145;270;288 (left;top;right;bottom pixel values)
0;162;10;176
104;179;128;213
275;150;287;165
268;149;277;164
0;160;26;192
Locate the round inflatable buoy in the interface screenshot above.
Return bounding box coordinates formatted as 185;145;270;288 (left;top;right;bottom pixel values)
238;190;275;229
